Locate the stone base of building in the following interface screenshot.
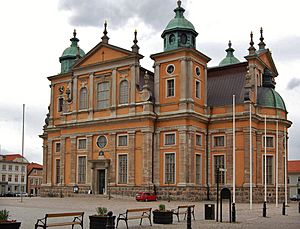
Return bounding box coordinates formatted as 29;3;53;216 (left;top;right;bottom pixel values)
41;185;287;203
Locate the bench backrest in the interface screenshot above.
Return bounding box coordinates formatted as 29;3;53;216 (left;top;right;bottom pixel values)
177;205;195;209
46;212;84;218
126;208;151;213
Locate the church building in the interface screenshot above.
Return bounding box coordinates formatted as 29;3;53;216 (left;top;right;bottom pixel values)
40;1;292;202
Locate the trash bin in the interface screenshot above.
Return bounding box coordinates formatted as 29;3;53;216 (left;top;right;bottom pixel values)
204;204;215;220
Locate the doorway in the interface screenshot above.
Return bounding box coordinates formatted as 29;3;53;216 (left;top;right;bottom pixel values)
98;169;106;194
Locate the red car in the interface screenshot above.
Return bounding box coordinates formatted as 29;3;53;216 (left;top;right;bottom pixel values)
135;192;157;201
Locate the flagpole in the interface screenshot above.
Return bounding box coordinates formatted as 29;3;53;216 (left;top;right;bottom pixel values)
250;103;252;209
233;95;236;203
264;115;267;202
284;127;287;205
276;120;279;207
21;104;25;203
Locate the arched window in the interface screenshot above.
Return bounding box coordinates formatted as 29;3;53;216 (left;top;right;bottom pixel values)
119;80;129;104
79;87;88;110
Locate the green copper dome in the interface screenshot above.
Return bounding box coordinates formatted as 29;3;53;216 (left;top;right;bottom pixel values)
162;1;198;51
257;87;287;111
59;30;85;73
219;41;240;66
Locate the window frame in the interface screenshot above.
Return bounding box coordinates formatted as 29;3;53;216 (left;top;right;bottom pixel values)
164;132;176;146
77;156;87;184
164;152;176;185
195;133;202;146
213;135;226;147
213;154;226;185
195;154;202;185
55;159;61;184
96;81;110;109
119;80;129;105
195;80;201;99
262;155;274;185
117;134;128;147
262;135;275;148
58;97;64;113
77;138;87;150
117;154;128;184
166;78;175;98
79;87;88;110
55;142;61;153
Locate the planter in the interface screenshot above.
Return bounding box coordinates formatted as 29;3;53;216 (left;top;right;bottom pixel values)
0;222;21;229
153;211;173;224
89;215;116;229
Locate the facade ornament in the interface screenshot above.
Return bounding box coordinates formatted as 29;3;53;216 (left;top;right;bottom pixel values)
258;27;266;50
131;30;140;53
101;20;109;44
248;32;256;55
58;86;64;94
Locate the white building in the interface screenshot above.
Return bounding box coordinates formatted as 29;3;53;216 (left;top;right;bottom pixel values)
0;154;29;195
288;160;300;200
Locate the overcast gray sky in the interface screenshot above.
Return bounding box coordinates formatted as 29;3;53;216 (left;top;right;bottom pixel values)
0;0;299;164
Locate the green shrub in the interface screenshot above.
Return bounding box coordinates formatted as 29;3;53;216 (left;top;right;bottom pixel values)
96;207;107;216
0;209;9;221
158;204;166;211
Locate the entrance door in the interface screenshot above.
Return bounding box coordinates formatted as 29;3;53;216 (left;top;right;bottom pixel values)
98;170;106;194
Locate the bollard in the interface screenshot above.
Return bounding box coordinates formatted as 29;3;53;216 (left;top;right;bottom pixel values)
187;206;192;229
263;201;267;217
232;203;236;222
106;211;115;229
282;202;286;215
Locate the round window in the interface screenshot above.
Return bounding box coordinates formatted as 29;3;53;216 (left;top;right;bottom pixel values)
166;65;175;74
195;67;201;76
97;135;107;148
169;34;175;45
181;34;187;44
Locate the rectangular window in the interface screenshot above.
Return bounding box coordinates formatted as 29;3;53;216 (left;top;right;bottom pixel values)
118;135;128;147
2;174;5;182
298;176;300;183
97;82;110;109
196;134;202;146
214;155;225;184
55;142;61;153
195;154;201;185
195;80;200;98
213;135;225;147
118;155;128;184
15;166;19;171
166;79;175;97
21;175;25;183
164;153;175;184
14;186;18;192
263;136;274;148
263;155;273;185
2;164;6;170
164;133;176;146
55;159;60;184
14;175;18;182
8;165;12;171
8;175;12;182
78;156;86;184
58;98;64;112
21;166;25;172
78;138;87;150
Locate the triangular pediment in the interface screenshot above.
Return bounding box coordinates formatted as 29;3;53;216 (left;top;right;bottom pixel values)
73;43;141;68
257;49;278;76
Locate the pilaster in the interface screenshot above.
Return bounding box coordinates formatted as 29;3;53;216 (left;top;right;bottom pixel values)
47;140;53;185
70;136;77;185
88;73;94;120
109;132;117;185
130;64;137;113
42;144;48;184
178;129;187;186
60;137;66;184
86;135;93;184
142;130;153;185
153;130;160;185
111;68;117;117
128;131;136;185
154;63;160;113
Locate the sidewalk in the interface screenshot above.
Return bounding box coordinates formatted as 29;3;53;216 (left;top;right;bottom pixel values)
0;196;299;228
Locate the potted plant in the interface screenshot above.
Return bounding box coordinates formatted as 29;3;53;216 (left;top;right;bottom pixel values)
89;207;115;229
153;204;173;224
0;209;21;229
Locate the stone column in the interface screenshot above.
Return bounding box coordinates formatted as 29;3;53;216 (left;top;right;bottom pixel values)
153;130;160;185
178;129;187;186
60;137;66;184
49;84;54;126
226;131;233;185
180;58;187;101
130;64;137;105
128;131;136;185
187;130;194;185
42;143;48;184
70;136;77;185
256;131;262;185
86;135;93;184
142;130;153;185
72;77;78;121
207;132;212;187
154;63;160;113
204;67;208;106
88;73;94;120
47;140;53;185
109;133;117;185
243;129;250;186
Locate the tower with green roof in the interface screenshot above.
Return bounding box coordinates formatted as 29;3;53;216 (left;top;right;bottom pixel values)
219;41;240;66
59;30;85;74
161;0;198;51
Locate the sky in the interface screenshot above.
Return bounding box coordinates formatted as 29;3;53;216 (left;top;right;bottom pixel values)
0;0;300;164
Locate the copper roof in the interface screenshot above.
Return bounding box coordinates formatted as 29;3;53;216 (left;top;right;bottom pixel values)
207;62;247;106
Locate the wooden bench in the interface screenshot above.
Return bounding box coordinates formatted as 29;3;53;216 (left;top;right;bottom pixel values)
35;212;84;229
172;205;195;222
116;208;152;229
